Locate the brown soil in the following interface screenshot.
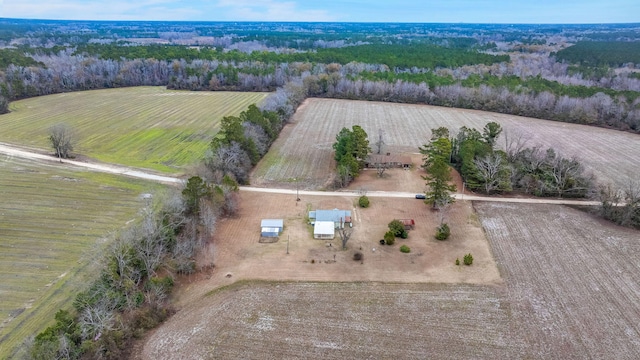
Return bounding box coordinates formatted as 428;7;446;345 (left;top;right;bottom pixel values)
171;166;497;308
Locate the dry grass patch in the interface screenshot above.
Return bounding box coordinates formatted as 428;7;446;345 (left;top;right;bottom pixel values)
0;156;159;359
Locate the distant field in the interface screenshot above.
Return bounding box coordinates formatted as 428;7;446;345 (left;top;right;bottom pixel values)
0;87;268;173
252;98;640;190
0;156;161;359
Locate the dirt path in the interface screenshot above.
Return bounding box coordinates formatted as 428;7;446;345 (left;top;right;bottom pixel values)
0;142;183;185
0;141;601;206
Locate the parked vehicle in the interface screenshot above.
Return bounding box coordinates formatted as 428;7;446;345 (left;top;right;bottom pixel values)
415;194;426;199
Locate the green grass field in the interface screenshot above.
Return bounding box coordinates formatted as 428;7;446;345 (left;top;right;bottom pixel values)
0;87;268;173
0;156;163;359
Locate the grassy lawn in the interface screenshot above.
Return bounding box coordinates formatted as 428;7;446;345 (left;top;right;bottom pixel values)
0;156;163;359
0;87;268;173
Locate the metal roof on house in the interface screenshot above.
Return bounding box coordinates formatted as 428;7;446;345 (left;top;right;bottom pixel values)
309;209;351;223
261;219;284;228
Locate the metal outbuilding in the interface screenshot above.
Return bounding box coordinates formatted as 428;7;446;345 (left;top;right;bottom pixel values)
260;219;284;238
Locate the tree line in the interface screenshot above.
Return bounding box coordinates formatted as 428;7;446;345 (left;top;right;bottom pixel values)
420;123;595;198
27;179;238;358
3;50;639;132
26;80;303;358
554;41;640;68
74;43;508;70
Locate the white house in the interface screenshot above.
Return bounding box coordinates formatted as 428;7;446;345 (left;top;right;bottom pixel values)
313;221;335;239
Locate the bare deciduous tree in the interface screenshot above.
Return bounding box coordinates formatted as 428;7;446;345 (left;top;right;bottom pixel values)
374;128;385;154
200;200;217;236
503;129;531;162
376;162;388;177
548;153;584;197
79;303;117;341
49;123;74;161
0;95;8;114
473;153;511;194
132;210;167;278
205;142;252;184
338;227;352;250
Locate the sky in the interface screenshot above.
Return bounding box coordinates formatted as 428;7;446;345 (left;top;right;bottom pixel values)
0;0;638;24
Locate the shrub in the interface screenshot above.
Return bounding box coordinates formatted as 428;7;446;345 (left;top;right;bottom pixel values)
358;195;370;208
384;231;395;245
399;230;408;239
400;245;411;253
353;252;363;261
388;219;405;237
455;258;460;266
435;223;451;240
463;253;473;265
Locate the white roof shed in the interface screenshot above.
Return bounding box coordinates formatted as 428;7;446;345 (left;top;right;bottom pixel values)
313;221;335;239
261;219;284;232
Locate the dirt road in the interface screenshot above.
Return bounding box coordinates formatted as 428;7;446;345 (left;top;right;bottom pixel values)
0;142;182;185
0;142;601;206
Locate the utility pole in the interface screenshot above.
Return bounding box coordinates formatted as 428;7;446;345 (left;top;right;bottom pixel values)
295;178;300;201
462;182;465;201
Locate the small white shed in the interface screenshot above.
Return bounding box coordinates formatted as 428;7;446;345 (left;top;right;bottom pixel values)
313;221;335;239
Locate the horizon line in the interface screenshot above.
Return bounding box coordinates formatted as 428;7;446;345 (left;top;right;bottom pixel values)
1;17;639;26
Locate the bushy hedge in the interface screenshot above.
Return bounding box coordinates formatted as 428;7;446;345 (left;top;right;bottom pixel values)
384;231;396;245
435;223;451;240
358;195;370;208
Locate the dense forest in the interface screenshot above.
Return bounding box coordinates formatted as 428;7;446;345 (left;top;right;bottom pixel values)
555;41;640;67
74;43;509;69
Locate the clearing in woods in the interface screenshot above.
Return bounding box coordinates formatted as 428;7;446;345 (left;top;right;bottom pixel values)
252;98;640;190
0;87;268;173
0;156;159;359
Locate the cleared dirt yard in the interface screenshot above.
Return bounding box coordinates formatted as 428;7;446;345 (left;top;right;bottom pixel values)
252;98;640;190
175;185;499;304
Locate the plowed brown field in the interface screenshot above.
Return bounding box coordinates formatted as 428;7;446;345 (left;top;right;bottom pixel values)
143;282;524;360
475;202;640;359
252;98;640;190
